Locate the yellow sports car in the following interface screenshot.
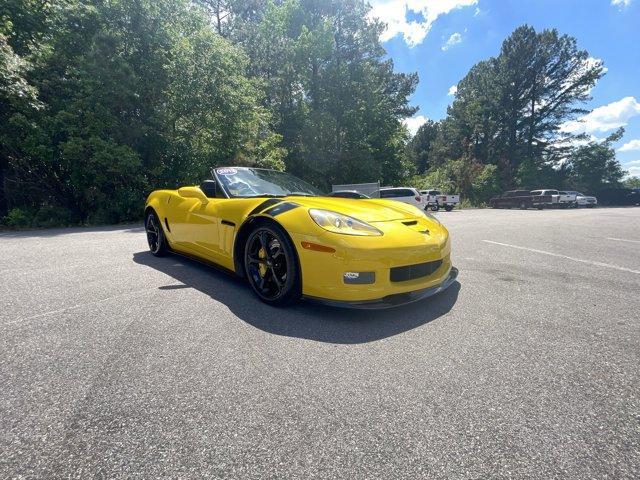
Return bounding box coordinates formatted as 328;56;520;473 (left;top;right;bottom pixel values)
144;167;457;308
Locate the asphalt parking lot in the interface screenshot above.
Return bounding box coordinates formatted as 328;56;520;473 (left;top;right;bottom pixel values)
1;207;639;479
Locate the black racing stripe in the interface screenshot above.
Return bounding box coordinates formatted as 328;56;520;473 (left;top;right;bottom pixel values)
221;219;235;227
248;198;283;216
265;201;299;217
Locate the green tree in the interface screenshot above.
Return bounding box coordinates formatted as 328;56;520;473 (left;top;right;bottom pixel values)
406;120;439;174
441;25;604;188
2;0;281;224
567;129;625;193
223;0;418;188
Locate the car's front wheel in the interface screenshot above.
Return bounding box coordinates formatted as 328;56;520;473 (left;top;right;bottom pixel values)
145;210;168;256
244;223;301;306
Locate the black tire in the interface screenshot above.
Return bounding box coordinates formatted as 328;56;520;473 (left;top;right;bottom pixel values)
519;201;527;210
537;205;543;210
444;205;453;212
430;204;440;212
244;222;301;306
145;210;168;256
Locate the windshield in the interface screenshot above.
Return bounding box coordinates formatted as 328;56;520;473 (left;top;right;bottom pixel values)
214;167;323;198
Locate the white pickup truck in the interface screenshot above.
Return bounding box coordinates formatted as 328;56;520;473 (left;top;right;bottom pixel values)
556;191;577;207
420;190;460;212
531;189;578;208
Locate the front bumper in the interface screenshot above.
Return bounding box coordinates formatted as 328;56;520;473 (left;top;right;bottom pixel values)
304;266;458;309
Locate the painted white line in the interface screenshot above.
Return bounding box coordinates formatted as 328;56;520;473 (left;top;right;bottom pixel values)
482;240;640;275
606;237;640;244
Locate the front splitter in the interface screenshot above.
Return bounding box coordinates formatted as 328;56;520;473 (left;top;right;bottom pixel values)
304;266;459;310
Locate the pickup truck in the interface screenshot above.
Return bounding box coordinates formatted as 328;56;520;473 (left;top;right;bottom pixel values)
489;190;551;209
420;189;460;212
530;189;561;209
557;191;578;207
564;191;598;207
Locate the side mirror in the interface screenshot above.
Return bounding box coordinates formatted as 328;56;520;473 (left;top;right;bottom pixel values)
178;186;209;205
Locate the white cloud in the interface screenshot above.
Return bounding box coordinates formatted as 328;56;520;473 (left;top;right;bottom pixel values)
618;139;640;152
448;84;458;96
561;96;640;135
368;0;477;47
622;160;640;177
611;0;632;8
442;32;463;51
403;115;428;135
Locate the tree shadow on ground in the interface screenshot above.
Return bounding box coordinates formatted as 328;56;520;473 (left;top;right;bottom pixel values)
0;224;144;238
133;250;460;344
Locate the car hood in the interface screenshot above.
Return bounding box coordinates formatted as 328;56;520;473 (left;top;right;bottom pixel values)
282;196;423;222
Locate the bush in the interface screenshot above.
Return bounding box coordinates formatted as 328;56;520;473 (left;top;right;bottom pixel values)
2;208;34;228
31;206;76;228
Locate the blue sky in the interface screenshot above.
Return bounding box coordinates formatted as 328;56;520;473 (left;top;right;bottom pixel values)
369;0;640;177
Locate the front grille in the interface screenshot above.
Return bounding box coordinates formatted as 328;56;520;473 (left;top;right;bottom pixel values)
390;259;443;282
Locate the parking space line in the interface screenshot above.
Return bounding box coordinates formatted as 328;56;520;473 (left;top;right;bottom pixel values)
606;237;640;244
482;240;640;275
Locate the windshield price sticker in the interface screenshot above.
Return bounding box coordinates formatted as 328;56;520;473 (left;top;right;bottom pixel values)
217;168;238;175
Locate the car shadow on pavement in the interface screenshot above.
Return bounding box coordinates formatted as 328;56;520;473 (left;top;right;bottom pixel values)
133;251;460;344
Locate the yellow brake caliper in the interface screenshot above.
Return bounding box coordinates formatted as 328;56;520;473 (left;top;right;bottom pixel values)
258;247;267;277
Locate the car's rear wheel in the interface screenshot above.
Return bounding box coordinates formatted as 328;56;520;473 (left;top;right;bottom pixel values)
244;223;300;306
145;210;168;256
519;201;527;209
444;205;453;212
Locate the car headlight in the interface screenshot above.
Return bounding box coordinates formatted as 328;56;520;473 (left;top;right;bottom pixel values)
308;209;382;236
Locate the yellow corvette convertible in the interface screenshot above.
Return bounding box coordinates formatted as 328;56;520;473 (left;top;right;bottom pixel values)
144;167;457;308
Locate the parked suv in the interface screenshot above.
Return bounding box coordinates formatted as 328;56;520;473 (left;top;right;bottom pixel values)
379;187;424;208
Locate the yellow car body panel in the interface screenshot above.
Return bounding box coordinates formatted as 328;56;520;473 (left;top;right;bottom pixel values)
145;186;456;306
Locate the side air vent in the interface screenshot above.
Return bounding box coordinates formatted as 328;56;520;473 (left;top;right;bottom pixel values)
164;218;171;232
402;220;418;226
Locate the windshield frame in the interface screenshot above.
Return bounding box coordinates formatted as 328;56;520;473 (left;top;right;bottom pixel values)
212;167;324;199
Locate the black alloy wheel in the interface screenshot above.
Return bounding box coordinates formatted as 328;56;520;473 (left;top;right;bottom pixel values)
244;224;300;306
146;211;168;256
